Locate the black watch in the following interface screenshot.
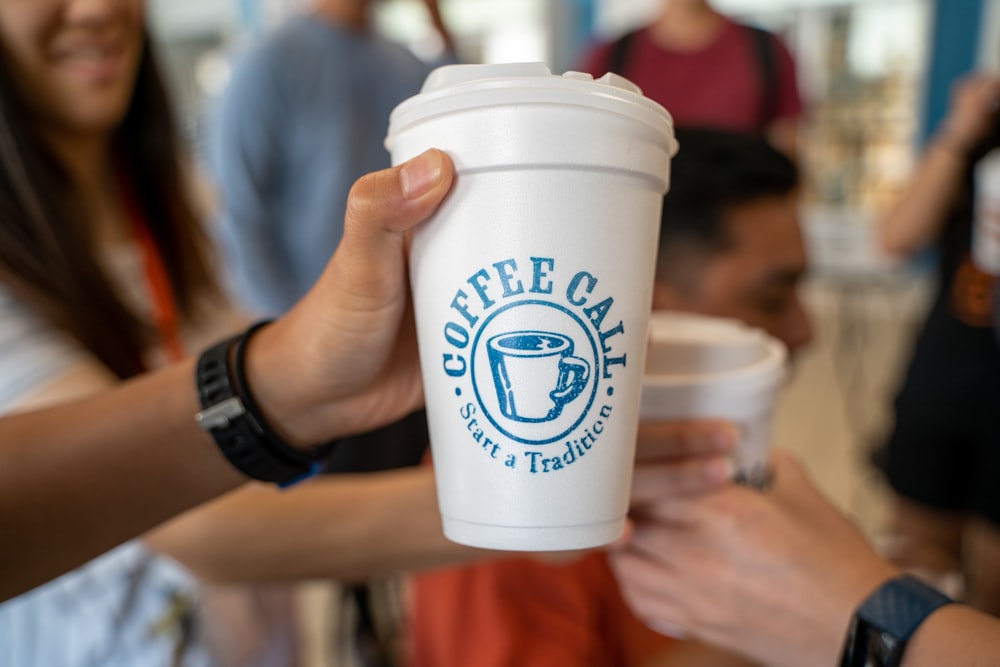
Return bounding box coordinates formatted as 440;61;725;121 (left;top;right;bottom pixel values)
839;574;955;667
195;320;335;487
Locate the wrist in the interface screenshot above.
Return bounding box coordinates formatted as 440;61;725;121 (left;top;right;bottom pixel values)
242;318;336;450
194;321;338;486
822;561;899;659
838;573;956;667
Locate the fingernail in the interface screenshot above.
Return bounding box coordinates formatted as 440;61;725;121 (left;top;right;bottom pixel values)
712;424;739;452
401;149;443;199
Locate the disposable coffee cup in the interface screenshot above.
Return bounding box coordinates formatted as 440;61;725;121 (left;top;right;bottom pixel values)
973;148;1000;275
385;63;676;550
640;312;787;489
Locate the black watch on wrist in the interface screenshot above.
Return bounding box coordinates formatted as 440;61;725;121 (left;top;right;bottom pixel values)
195;320;335;487
839;574;955;667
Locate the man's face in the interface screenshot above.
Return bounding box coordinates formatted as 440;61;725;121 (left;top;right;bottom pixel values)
652;192;813;353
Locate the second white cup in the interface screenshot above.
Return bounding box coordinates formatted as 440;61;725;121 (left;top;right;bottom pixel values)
973;148;1000;275
640;311;788;488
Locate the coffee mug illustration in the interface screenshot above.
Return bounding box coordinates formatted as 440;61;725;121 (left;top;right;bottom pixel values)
487;331;591;423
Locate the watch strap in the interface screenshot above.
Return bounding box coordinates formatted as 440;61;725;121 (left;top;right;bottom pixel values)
195;322;333;487
839;574;955;667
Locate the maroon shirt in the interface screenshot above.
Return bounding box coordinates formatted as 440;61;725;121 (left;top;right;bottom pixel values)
579;18;803;131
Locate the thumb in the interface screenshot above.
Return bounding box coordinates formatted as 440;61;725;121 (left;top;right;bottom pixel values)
337;149;455;295
344;148;454;255
312;149;455;331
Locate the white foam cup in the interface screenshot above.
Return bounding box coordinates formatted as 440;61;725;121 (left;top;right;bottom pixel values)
385;63;677;550
973;148;1000;275
640;312;788;489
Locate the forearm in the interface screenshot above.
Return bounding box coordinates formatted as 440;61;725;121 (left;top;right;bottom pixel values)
879;134;967;257
147;466;486;583
0;323;369;597
902;604;1000;667
0;360;244;600
0;149;452;601
643;642;759;667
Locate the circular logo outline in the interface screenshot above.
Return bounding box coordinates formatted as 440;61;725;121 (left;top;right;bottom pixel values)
470;299;600;445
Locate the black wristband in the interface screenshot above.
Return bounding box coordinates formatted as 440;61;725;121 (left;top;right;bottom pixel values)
195;320;335;487
839;574;955;667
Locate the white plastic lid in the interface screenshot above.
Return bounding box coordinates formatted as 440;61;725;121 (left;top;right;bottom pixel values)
419;62;643;96
387;62;677;157
648;311;763;346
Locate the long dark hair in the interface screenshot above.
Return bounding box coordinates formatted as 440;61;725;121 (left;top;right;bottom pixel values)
0;36;217;379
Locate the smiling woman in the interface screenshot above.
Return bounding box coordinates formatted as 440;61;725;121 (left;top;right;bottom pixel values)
0;0;144;132
0;0;239;664
0;0;217;382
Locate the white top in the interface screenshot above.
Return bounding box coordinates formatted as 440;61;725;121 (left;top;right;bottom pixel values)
0;288;87;411
0;542;212;667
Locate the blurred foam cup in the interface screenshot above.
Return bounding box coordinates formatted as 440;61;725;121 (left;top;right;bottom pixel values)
384;63;677;550
973;148;1000;275
640;312;788;489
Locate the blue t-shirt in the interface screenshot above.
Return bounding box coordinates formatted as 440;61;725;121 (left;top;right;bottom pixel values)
209;13;433;314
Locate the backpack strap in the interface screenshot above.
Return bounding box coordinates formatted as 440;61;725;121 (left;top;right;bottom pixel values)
607;29;639;76
747;25;778;126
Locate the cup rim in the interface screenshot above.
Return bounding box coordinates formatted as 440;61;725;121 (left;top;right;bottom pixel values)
386;62;676;154
641;336;787;387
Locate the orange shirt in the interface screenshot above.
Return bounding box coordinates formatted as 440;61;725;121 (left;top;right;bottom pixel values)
408;552;674;667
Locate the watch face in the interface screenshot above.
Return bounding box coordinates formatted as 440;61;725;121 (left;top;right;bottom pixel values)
841;619;904;667
842;575;954;667
861;628;898;667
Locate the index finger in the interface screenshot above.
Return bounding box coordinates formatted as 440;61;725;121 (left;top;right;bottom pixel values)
634;419;738;462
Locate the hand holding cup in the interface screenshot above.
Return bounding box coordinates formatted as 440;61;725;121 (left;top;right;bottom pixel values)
386;63;677;551
640;311;787;489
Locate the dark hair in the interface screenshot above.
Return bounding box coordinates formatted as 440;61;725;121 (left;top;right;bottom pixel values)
657;128;799;282
0;37;217;378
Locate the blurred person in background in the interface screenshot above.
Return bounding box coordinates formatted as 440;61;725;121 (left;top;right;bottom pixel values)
0;0;279;662
578;0;803;155
873;71;1000;614
209;0;453;316
406;129;812;667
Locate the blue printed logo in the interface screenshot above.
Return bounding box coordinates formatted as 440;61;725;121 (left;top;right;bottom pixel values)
438;256;627;473
472;302;598;445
